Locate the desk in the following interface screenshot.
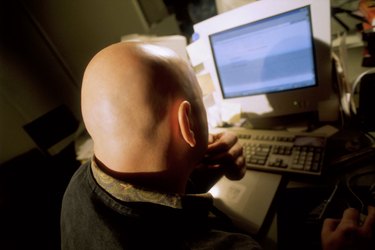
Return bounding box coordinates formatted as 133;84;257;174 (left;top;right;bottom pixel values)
75;120;374;250
208;169;283;240
207;124;375;249
277;151;375;250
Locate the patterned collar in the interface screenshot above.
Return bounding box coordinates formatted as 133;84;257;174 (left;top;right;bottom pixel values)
91;158;212;209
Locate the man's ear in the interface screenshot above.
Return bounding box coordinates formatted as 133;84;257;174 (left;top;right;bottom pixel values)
178;101;196;147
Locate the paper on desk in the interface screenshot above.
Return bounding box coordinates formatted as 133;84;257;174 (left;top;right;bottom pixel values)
76;138;94;162
312;125;339;137
209;170;282;235
207;105;223;128
332;32;364;48
221;102;242;124
206;102;242;127
196;73;215;96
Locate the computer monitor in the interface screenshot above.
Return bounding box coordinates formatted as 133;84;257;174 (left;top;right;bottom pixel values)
192;0;336;128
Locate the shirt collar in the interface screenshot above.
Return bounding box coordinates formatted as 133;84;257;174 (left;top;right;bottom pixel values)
91;158;212;209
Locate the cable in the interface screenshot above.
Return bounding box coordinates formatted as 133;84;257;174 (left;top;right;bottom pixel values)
350;68;375;115
346;170;375;215
318;181;340;220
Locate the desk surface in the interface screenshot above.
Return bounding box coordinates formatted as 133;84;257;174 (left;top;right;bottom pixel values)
208;170;282;236
278;154;375;250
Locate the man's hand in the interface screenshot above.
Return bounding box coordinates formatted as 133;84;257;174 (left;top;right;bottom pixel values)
202;131;246;180
321;206;375;250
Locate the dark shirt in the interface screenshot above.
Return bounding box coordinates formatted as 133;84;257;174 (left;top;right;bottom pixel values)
60;159;262;250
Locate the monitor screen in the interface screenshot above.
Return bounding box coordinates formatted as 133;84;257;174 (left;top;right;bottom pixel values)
210;6;316;99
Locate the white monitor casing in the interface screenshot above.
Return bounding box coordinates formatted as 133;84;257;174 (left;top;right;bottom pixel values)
192;0;337;123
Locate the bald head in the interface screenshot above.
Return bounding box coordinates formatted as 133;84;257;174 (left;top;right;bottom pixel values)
81;42;208;180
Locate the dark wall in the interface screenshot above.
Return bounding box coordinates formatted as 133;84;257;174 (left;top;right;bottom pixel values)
0;0;176;164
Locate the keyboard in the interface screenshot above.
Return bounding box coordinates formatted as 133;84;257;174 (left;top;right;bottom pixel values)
230;128;327;176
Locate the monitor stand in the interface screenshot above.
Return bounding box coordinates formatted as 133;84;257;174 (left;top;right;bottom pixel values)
240;111;320;131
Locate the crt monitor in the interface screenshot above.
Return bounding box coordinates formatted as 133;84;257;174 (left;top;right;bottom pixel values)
192;0;335;127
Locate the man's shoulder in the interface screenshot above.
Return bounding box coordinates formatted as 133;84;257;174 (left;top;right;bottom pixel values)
69;160;91;182
63;161;94;198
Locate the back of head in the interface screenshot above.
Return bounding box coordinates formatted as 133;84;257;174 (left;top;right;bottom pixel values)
81;42;208;185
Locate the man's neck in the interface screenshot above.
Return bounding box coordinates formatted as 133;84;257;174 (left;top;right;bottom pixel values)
94;156;189;194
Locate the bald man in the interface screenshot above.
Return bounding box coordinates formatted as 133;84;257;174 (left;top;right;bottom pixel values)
60;42;260;250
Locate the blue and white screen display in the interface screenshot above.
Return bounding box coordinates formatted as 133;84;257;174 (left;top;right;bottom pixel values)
209;6;316;98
